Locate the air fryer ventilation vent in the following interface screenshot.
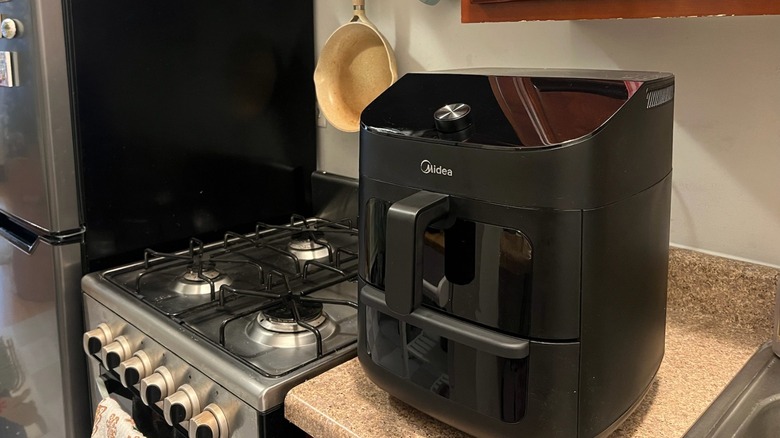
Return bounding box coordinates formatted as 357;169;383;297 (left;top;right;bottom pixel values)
646;85;674;109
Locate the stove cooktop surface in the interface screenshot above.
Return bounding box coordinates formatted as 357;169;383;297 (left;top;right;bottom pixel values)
98;216;359;377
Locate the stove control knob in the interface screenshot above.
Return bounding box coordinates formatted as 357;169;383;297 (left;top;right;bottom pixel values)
1;18;21;39
140;366;176;406
100;336;139;370
117;350;155;387
83;323;114;356
163;384;201;426
189;404;229;438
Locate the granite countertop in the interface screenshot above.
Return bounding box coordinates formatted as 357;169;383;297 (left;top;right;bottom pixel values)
285;248;780;438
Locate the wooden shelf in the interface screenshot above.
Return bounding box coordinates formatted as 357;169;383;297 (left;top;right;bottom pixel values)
462;0;780;22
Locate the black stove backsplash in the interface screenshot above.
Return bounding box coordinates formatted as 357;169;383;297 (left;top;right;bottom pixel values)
311;171;359;226
66;0;317;272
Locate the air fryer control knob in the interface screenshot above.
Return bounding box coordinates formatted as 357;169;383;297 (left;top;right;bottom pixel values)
140;366;176;406
163;384;201;426
189;404;229;438
83;323;114;356
434;103;472;133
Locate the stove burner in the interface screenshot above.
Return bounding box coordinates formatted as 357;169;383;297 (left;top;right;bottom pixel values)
287;237;331;261
260;301;325;331
181;267;221;282
171;264;232;295
246;304;336;348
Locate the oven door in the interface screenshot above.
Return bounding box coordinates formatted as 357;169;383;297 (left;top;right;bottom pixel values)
89;362;187;438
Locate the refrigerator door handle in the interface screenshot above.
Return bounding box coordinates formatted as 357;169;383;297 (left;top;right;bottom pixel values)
0;211;40;254
0;210;84;253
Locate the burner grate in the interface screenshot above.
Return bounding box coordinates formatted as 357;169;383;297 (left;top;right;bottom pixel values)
132;216;357;307
264;300;323;323
134;238;265;310
212;281;357;358
107;215;360;377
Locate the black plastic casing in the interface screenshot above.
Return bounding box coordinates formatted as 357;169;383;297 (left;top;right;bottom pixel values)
357;70;674;437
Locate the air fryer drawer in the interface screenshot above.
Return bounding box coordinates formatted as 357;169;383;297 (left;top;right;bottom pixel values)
359;285;579;437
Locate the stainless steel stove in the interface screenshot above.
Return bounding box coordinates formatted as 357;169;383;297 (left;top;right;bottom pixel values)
81;216;358;437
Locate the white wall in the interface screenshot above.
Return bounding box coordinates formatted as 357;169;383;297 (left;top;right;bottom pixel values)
314;1;780;267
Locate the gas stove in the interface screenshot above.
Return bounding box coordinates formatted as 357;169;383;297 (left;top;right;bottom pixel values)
81;216;358;437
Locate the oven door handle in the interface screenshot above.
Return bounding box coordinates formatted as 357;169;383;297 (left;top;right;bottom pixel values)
95;375;110;400
361;284;529;359
384;191;450;315
95;372;136;401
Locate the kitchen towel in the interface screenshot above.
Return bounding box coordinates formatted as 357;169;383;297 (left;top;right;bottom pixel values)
91;397;146;438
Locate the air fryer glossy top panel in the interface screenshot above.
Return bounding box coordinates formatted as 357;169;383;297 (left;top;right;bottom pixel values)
361;69;673;149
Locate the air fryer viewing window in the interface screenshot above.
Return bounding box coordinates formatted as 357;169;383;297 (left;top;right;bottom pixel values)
362;198;534;338
361;74;643;148
364;307;529;423
421;223;533;337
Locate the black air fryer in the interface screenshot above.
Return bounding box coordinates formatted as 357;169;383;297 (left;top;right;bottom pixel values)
357;69;674;437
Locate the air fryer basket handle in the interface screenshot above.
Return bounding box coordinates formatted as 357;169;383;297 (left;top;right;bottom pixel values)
385;191;450;315
361;284;530;359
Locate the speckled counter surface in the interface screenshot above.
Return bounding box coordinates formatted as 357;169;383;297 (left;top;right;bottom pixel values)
285;248;779;438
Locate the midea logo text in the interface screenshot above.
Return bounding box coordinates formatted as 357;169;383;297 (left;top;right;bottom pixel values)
420;160;453;177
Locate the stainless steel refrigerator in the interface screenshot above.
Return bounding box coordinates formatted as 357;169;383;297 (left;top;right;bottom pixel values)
0;1;316;436
0;0;87;436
